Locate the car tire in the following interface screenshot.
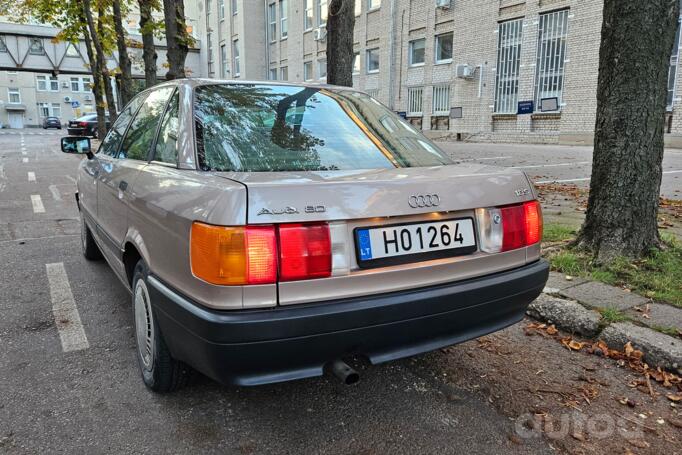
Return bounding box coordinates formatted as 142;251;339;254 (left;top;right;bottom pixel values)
81;213;103;260
132;260;191;393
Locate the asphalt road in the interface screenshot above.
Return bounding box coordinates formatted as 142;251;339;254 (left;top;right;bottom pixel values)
436;141;682;200
0;130;551;454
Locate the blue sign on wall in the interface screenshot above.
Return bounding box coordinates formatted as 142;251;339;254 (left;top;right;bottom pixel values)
396;111;407;119
517;101;534;115
71;101;80;108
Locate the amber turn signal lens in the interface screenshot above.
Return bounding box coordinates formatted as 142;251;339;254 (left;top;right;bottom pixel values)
190;222;277;285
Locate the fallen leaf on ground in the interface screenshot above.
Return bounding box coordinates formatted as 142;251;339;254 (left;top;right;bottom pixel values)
667;393;682;402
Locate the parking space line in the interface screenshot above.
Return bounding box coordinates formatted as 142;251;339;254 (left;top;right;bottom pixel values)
31;194;45;213
45;263;90;352
65;175;77;184
22;158;28;163
49;185;62;201
28;171;36;182
513;161;591;169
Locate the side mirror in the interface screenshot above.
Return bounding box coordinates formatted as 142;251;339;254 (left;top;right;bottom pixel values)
61;136;93;158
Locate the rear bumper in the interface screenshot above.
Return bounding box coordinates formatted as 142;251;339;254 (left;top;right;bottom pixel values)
148;260;549;386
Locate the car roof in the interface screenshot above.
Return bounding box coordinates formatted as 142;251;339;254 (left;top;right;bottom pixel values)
152;77;367;95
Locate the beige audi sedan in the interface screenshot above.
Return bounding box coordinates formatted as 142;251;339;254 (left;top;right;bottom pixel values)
61;79;548;392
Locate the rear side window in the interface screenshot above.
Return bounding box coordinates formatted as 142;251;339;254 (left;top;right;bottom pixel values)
194;84;452;172
153;90;180;164
99;95;147;158
120;86;175;161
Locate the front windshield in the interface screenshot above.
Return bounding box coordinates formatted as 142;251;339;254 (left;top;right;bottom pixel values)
194;84;453;172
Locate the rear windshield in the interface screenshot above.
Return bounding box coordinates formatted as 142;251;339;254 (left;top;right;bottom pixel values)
194;84;453;172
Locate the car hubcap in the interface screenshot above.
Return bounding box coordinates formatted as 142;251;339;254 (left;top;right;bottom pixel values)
134;279;155;371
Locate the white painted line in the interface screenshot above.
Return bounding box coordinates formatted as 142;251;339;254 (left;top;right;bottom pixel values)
536;170;682;185
45;263;90;352
460;156;511;162
65;175;77;184
31;194;45;213
21;150;27;156
27;171;36;182
22;158;28;163
513;161;591;169
49;184;62;201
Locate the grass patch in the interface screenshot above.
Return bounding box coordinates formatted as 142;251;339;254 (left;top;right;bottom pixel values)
649;325;680;338
547;234;682;308
598;307;630;324
543;224;579;243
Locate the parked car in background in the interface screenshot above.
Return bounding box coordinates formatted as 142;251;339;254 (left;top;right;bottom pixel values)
42;116;62;129
67;113;110;138
61;79;548;393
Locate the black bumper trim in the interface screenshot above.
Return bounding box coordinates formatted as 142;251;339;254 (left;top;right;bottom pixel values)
148;260;549;386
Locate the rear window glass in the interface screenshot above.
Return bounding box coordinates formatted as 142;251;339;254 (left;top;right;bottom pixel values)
194;84;453;172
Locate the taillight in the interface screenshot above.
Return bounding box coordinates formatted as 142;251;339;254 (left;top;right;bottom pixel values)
278;223;332;281
190;223;277;285
79;121;88;127
475;200;542;253
190;221;332;285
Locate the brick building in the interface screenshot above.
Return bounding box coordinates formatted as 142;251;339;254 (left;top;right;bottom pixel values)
198;0;682;146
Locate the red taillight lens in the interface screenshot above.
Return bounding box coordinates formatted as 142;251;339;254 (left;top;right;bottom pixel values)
499;200;543;252
278;223;332;281
79;121;88;127
524;200;542;245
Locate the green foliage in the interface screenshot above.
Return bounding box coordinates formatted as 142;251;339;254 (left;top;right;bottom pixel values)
543;223;578;243
548;234;682;308
598;307;629;324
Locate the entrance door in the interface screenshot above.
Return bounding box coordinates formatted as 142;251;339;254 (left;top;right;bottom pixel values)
8;112;23;129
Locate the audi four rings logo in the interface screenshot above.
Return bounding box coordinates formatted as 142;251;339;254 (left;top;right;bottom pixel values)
408;194;441;208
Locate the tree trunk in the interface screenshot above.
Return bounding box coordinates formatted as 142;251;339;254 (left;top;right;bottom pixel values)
576;0;680;261
113;0;134;105
82;23;107;140
83;0;118;124
326;0;355;87
163;0;189;80
139;0;158;87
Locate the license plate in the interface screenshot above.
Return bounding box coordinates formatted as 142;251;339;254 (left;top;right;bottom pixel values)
355;218;477;268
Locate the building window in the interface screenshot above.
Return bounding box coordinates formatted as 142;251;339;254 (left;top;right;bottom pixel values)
36;75;47;91
81;77;91;92
432;85;450;115
304;61;313;81
8;88;20;104
219;0;225;19
408;38;425;66
305;0;313;30
65;43;79;57
29;38;44;55
38;103;50;117
534;9;569;109
435;32;453;64
268;3;277;41
0;36;6;52
221;44;228;78
353;52;360;74
280;0;288;38
70;77;79;92
232;39;240;76
494;18;523;114
407;87;424;116
52;103;61;118
367;48;380;73
231;0;237;14
269;68;278;80
318;59;327;80
669;16;681;109
368;0;381;10
50;76;59;91
318;0;327;26
280;66;288;80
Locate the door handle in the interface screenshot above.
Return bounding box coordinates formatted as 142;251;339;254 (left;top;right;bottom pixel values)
118;180;128;192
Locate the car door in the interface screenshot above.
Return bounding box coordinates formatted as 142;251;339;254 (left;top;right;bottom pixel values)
96;86;176;261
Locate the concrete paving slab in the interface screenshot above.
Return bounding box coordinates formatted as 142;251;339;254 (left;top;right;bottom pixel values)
559;281;649;311
626;303;682;331
544;271;587;292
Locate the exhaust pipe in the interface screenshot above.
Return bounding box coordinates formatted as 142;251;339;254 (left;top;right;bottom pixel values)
327;359;360;385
